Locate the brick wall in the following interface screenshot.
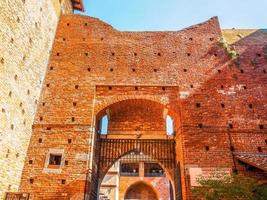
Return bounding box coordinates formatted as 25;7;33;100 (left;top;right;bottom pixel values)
0;0;73;198
19;14;267;200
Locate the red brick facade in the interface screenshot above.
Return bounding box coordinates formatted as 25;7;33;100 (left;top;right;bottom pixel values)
19;14;267;200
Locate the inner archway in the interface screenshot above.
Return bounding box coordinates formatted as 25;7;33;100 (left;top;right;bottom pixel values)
95;99;180;139
125;181;158;200
99;150;173;200
89;98;183;200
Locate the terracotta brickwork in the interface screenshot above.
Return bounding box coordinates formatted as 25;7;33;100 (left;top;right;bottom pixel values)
120;177;170;200
18;13;267;200
0;0;73;198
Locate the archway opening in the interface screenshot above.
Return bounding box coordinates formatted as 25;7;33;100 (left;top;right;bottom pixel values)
92;99;182;200
166;115;174;136
99;151;173;200
99;114;109;135
95;99;179;139
125;181;158;200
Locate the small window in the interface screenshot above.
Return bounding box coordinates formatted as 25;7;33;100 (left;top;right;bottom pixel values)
120;163;139;176
166;115;174;136
49;154;62;166
44;149;64;172
99;115;109;135
144;163;164;177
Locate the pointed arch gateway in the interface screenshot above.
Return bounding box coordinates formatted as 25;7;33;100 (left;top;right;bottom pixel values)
88;98;183;200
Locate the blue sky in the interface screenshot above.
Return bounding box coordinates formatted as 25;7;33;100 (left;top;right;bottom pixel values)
77;0;267;31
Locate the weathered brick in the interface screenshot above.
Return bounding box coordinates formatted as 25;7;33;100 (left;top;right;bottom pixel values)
15;14;267;200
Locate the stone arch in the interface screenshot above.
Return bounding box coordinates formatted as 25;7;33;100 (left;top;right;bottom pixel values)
124;181;159;200
92;96;183;200
94;94;172;116
94;97;180;134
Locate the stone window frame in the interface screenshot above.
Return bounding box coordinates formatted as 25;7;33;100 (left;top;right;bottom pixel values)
43;148;65;174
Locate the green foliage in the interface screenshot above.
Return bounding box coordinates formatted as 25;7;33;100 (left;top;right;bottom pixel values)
192;173;267;200
219;38;238;60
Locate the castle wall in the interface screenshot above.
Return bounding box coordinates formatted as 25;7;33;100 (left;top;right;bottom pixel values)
19;15;223;199
18;14;267;200
0;0;72;198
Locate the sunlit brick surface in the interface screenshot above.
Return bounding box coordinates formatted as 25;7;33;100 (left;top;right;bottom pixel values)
19;14;267;199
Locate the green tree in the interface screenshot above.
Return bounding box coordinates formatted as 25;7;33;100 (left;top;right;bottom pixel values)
192;173;267;200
